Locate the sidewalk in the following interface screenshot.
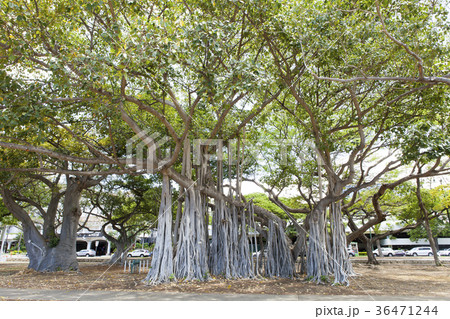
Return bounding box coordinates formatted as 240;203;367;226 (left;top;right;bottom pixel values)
0;288;449;301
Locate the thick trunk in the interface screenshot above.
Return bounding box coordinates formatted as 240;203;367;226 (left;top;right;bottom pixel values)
32;245;79;271
144;174;174;284
21;221;47;269
22;215;80;272
292;228;307;275
330;200;354;285
2;179;82;271
208;154;239;278
174;142;209;281
174;187;209;281
306;205;330;283
265;219;294;278
32;179;82;271
1;188;47;268
209;197;237;277
236;205;253;278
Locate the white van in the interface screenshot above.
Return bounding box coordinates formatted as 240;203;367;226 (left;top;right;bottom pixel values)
405;247;434;256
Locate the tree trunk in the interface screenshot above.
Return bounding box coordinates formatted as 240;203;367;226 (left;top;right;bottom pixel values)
2;180;82;271
375;239;383;258
423;217;441;265
236;205;253;278
416;178;442;266
209;152;239;278
22;221;47;269
144;174;174;284
174;187;209;281
0;226;7;255
31;179;82;271
17;232;22;251
363;236;379;265
265;219;294;278
292;227;307;275
173;138;189;244
330;200;354;285
306;204;330;283
103;231;133;265
174;143;209;281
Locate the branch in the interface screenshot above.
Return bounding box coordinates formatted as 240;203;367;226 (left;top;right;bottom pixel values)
376;0;424;79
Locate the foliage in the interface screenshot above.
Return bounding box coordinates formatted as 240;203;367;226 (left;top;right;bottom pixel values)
0;0;449;282
85;174;162;241
245;192;307;221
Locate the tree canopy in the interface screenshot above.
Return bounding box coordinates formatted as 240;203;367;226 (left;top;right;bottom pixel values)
1;0;449;284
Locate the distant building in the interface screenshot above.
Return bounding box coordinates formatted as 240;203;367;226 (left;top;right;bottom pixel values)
0;225;22;253
1;215;114;257
76;214;112;256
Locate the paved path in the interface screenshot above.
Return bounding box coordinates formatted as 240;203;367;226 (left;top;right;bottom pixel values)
0;288;449;301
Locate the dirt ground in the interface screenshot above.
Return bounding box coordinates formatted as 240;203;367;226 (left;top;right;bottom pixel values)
0;262;449;297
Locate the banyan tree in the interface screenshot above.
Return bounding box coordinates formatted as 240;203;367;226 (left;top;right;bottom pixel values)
142;140;295;284
1;0;448;287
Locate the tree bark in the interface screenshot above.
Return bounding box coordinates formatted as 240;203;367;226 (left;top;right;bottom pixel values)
0;226;7;255
416;178;442;266
108;241;129;265
174;187;209;280
209;148;239;278
292;226;308;275
32;178;82;271
330;199;354;285
102;228;134;265
1;176;95;271
144;174;174;284
265;219;294;278
306;204;330;283
366;239;379;264
173;138;189;244
376;239;383;258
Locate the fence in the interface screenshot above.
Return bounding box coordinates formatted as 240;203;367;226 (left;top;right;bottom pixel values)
123;258;151;273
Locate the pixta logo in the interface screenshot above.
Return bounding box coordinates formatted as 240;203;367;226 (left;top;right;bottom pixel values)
126;130;170;173
126;133;314;173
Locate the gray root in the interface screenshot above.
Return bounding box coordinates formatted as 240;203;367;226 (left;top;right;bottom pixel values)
265;219;294;278
306;206;330;283
174;187;209;281
330;201;354;285
143;174;174;284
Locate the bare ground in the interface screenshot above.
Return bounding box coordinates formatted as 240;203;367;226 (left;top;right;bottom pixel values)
0;261;449;297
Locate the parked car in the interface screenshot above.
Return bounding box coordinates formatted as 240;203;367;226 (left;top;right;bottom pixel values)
348;248;355;257
372;247;395;257
127;249;151;257
437;248;450;256
76;249;96;257
406;247;434;256
394;249;406;257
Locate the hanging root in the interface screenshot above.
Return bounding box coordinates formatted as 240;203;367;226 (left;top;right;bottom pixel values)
330;202;355;286
265;219;294;278
174;187;209;281
143;175;174;285
306;209;330;284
